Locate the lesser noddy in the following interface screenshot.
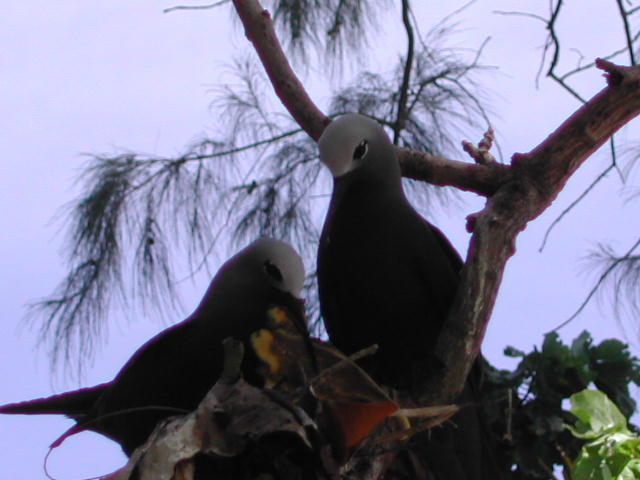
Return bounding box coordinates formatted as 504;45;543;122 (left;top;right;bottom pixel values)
316;114;502;479
317;113;462;387
0;238;307;456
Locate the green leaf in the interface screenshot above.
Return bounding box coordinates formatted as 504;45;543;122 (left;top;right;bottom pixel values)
571;331;593;360
503;345;525;358
591;339;640;419
595;340;633;363
567;390;629;439
573;433;640;480
542;332;569;360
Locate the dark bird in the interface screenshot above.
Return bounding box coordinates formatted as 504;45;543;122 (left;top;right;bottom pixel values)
316;114;501;479
0;238;307;456
317;114;461;387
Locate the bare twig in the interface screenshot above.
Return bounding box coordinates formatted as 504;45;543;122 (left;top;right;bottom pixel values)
615;0;637;66
561;46;633;81
163;1;229;14
311;344;379;389
393;0;415;144
549;72;588;103
544;0;588;103
544;0;564;81
492;10;547;23
539;152;617;252
547;236;640;333
629;5;640;16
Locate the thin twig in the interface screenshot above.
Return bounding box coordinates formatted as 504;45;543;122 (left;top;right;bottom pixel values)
539;159;616;252
492;10;548;23
124;127;304;195
549;72;587;103
393;0;415;144
547;236;640;333
629;5;640;15
615;0;636;65
310;344;379;389
545;0;564;79
561;46;631;80
163;0;229;14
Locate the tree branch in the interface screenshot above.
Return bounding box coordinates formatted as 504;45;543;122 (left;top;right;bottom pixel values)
163;1;229;14
231;0;329;140
547;236;640;333
393;0;415;144
539;149;617;252
425;59;640;403
398;148;508;195
615;0;636;66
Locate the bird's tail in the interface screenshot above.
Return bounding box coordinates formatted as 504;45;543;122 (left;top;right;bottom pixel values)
0;384;107;418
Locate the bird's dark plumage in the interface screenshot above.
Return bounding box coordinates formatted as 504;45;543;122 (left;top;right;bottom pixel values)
0;238;307;456
317;114;461;386
317;114;502;479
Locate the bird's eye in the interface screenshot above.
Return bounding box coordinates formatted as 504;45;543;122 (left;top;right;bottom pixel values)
353;140;369;160
263;260;283;282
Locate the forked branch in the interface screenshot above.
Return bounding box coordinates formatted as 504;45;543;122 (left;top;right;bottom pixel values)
429;59;640;402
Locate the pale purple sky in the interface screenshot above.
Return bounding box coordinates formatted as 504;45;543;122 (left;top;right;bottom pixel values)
1;1;638;478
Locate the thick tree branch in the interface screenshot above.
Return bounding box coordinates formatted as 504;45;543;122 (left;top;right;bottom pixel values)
425;59;640;403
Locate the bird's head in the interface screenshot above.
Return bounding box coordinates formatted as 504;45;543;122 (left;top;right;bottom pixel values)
318;114;399;179
193;237;306;319
222;237;305;297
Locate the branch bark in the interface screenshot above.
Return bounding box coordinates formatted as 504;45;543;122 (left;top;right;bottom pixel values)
399;148;508;195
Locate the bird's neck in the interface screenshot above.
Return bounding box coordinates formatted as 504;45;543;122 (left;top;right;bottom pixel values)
332;170;409;211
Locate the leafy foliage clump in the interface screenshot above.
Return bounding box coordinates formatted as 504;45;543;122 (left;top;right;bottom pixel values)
482;331;640;479
568;390;640;480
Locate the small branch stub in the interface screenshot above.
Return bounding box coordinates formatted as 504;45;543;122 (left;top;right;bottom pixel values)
596;57;640;86
462;127;496;165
